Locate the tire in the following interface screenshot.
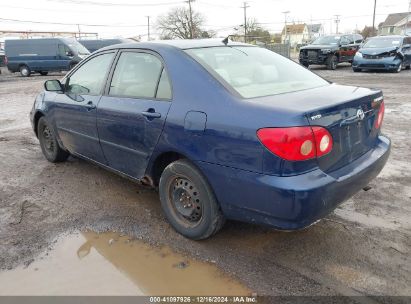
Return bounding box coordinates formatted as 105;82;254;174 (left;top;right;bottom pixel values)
300;61;309;68
405;65;410;70
159;159;225;240
326;55;338;70
69;63;77;70
19;65;31;77
353;68;361;72
39;71;48;76
394;61;402;73
38;117;69;163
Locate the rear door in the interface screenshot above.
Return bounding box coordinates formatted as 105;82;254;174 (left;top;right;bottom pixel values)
97;50;172;179
53;51;115;164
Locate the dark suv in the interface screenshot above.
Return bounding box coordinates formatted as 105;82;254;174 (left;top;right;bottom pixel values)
299;34;363;70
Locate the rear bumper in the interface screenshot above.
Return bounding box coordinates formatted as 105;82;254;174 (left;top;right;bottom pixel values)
197;135;390;230
352;57;401;71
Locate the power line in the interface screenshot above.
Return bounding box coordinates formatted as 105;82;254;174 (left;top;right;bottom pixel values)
46;0;184;6
0;17;147;28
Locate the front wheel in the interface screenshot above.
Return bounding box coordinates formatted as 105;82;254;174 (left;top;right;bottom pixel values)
394;61;402;73
39;71;48;76
159;159;225;240
38;117;69;163
326;55;338;70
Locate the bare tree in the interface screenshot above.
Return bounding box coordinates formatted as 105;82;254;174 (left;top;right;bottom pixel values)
157;7;212;39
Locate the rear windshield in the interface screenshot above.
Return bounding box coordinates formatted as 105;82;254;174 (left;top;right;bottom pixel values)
185;46;329;98
363;37;402;48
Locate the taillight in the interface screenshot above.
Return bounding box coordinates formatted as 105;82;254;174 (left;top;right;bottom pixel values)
375;101;384;129
257;126;333;161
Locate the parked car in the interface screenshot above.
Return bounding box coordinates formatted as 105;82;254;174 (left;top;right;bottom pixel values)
352;35;411;73
30;39;390;239
0;48;5;67
299;34;363;69
79;38;133;53
5;38;90;77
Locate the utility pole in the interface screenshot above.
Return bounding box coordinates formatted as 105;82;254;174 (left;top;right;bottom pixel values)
282;11;290;44
186;0;195;39
241;2;250;43
77;24;81;39
146;16;150;41
372;0;377;34
334;15;340;34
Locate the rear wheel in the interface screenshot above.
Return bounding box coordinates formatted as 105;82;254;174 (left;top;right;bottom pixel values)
326;55;338;70
300;61;309;68
159;159;225;240
353;68;361;72
38;117;69;163
405;64;410;70
39;71;48;76
19;65;31;77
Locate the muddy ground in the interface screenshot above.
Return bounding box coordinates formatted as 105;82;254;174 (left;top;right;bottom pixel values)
0;65;410;298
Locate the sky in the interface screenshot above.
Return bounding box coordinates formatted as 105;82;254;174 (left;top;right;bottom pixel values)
0;0;410;40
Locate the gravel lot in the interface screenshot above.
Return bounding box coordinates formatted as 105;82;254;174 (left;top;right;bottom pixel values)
0;64;410;299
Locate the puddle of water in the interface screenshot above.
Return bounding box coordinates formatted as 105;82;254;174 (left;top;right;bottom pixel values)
0;232;250;296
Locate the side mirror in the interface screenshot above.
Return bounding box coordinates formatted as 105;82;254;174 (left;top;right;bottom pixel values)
65;51;74;57
403;44;411;49
44;79;64;92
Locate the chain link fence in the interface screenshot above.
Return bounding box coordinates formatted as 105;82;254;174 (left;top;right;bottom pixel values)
264;43;291;58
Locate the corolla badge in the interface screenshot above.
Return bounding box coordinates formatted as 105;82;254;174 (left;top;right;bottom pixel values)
356;108;365;120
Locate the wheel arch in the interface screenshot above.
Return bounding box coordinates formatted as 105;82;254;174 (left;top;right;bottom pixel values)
146;151;188;187
33;110;45;138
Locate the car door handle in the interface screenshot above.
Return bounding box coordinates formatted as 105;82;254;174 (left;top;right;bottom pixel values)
85;101;96;111
142;110;161;119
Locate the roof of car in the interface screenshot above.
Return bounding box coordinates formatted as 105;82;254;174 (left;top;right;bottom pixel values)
100;38;250;52
369;35;405;39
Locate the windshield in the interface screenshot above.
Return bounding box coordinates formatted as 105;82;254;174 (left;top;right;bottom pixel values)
67;40;90;56
312;36;340;45
362;37;402;48
185;46;329;98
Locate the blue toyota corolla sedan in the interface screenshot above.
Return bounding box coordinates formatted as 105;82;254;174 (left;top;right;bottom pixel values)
30;39;390;239
352;35;411;72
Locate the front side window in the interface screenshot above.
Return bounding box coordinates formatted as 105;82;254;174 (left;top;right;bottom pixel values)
185;46;329;98
66;52;114;95
109;52;170;99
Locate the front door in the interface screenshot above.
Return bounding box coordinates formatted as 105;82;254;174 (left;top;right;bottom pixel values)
53;51;115;164
97;50;172;179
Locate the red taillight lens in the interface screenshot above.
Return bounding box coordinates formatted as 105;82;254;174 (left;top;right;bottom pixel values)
257;126;333;161
375;101;384;129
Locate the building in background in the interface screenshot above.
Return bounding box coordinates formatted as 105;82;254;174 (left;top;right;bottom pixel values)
307;24;323;42
379;12;411;36
281;24;309;46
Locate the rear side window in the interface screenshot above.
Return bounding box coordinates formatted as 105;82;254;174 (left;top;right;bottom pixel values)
109;52;171;99
67;53;114;95
185;46;328;98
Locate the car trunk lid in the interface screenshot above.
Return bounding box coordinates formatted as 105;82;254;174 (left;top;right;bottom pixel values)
305;91;383;173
